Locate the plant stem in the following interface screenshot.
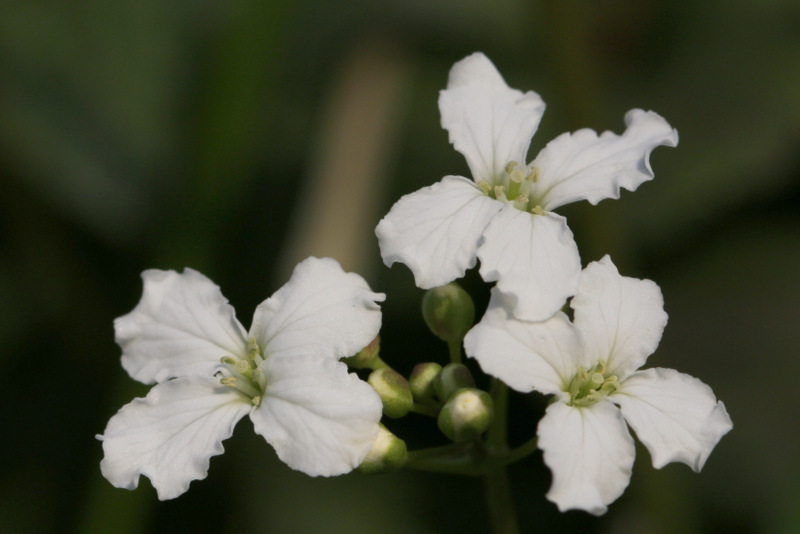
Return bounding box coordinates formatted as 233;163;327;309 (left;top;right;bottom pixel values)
370;356;392;371
410;402;440;417
487;379;508;448
403;379;536;532
405;442;482;476
484;464;520;534
483;380;520;533
501;435;539;466
448;339;462;364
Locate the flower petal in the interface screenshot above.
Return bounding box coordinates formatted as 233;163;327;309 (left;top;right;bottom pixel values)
97;377;250;500
464;291;579;395
439;52;546;183
537;400;635;515
375;176;503;288
250;355;382;476
250;257;385;361
571;256;668;380
477;207;581;321
116;269;248;384
613;368;733;471
532;109;678;210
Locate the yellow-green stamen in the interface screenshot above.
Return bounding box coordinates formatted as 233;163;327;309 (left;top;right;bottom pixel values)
218;336;267;404
566;361;620;408
477;161;545;212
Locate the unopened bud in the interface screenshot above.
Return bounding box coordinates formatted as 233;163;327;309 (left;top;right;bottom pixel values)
343;336;381;369
437;388;494;442
368;368;413;418
358;424;408;473
409;362;443;402
434;363;476;401
421;283;475;344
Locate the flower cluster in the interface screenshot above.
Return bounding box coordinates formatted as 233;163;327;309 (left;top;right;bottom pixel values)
98;52;731;518
376;52;731;514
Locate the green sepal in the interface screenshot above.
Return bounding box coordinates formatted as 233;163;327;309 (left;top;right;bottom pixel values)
343;336;382;369
368;368;413;418
422;283;475;344
437;388;494;442
409;362;443;402
358;424;408;473
434;363;476;401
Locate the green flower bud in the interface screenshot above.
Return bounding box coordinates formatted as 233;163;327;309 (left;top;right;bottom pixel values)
343;336;381;369
434;363;476;401
422;283;475;344
437;388;494;442
368;368;413;418
409;362;443;402
358;424;408;473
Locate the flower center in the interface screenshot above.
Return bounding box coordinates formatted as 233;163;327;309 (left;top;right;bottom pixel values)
565;361;620;408
218;337;267;406
477;161;545;215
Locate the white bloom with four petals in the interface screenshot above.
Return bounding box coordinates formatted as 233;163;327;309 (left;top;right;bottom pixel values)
376;53;679;321
97;257;385;500
465;255;732;515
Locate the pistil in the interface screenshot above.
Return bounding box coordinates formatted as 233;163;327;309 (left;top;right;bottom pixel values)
505;168;525;200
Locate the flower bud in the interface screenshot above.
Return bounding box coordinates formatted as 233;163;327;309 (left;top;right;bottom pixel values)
409;362;442;402
422;283;475;344
358;424;408;473
437;388;494;442
343;336;381;369
434;363;476;401
368;368;413;418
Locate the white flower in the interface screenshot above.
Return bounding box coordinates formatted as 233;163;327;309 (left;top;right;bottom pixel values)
97;257;385;500
464;256;732;515
376;52;678;321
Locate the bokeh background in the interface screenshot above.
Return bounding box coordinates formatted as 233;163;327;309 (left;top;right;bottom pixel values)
2;0;798;532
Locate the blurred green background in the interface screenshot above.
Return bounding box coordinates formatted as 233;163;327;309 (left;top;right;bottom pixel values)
1;0;798;532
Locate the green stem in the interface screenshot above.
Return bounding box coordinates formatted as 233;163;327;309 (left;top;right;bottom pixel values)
370;356;392;371
405;442;482;476
484;464;520;534
500;435;539;466
487;379;508;449
410;402;440;417
483;379;520;533
403;379;532;532
448;339;462;364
